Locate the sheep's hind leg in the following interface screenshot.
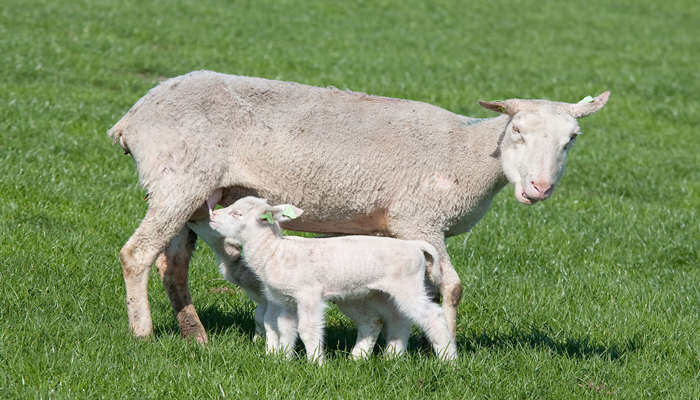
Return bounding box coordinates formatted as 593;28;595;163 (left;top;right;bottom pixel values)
438;254;462;341
419;237;462;342
155;227;208;343
120;187;210;338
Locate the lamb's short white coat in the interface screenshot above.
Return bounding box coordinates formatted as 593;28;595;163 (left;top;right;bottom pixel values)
187;219;418;359
196;196;457;363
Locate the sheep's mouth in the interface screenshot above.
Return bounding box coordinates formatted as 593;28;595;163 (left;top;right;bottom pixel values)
514;183;539;205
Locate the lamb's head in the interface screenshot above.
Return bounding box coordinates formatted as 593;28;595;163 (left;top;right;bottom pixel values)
479;91;610;205
208;196;304;240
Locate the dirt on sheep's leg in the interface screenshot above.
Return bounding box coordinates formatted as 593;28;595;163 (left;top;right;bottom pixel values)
440;263;463;340
155;227;208;344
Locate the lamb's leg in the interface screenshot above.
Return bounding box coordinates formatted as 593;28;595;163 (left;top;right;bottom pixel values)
234;284;267;342
253;300;266;342
264;303;282;354
336;299;382;360
296;298;327;365
276;307;298;359
391;291;457;361
379;305;411;358
120;188;210;338
237;286;267;342
154;227;207;343
393;231;462;341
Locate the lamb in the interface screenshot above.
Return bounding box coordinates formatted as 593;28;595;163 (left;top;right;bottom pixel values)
194;196;457;363
187;216;420;359
108;70;609;343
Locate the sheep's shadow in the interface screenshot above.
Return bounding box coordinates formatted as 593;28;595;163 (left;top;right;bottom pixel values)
153;303;256;339
156;304;640;361
457;326;641;360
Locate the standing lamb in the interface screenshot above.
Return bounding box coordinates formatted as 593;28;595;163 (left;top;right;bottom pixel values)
187;214;421;359
198;196;457;363
108;70;609;343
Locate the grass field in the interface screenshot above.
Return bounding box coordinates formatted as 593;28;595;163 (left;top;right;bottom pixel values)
1;0;698;398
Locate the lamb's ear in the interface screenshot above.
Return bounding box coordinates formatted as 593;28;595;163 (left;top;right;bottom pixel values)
567;91;610;118
268;204;304;223
478;99;519;116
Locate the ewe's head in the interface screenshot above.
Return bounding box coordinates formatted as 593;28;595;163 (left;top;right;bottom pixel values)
208;196;303;239
479;91;610;205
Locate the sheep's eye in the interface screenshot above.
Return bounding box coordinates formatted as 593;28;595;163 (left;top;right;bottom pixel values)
512;125;520;133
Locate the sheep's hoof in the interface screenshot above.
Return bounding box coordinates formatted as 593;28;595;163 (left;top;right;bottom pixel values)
177;310;209;344
182;330;209;345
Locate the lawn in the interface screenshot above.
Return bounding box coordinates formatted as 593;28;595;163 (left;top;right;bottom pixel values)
1;0;698;398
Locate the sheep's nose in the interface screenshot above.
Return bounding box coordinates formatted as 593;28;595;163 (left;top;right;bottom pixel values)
530;181;554;199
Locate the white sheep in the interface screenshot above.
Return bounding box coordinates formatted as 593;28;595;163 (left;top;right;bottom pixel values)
195;196;457;363
109;71;609;342
187;217;419;358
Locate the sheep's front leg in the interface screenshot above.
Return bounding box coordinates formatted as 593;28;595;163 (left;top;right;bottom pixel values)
296;298;327;365
155;227;208;343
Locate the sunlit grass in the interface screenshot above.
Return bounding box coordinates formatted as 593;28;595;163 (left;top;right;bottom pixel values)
1;0;698;398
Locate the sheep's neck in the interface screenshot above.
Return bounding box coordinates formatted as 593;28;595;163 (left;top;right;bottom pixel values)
452;115;510;196
239;224;283;275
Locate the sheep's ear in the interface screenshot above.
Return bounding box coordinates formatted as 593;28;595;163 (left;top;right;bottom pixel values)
567;91;610;118
268;204;304;223
478;99;518;116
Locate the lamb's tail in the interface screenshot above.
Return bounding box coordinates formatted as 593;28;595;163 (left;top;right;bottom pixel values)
417;241;441;287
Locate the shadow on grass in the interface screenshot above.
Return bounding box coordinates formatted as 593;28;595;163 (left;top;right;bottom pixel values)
156;306;640;361
153;304;258;340
459;325;642;360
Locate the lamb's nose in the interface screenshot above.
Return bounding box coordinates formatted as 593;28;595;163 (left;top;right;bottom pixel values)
530;181;554;199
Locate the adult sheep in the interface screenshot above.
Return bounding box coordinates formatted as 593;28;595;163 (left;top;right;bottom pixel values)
108;70;609;343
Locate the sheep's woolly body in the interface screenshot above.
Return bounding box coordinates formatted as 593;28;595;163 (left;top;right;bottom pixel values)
109;70;507;238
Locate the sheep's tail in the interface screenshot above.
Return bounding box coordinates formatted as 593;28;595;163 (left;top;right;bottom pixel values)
107;93;150;155
417;241;441;287
107;116;131;155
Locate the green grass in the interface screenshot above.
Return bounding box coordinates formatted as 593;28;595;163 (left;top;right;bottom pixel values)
1;0;698;398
